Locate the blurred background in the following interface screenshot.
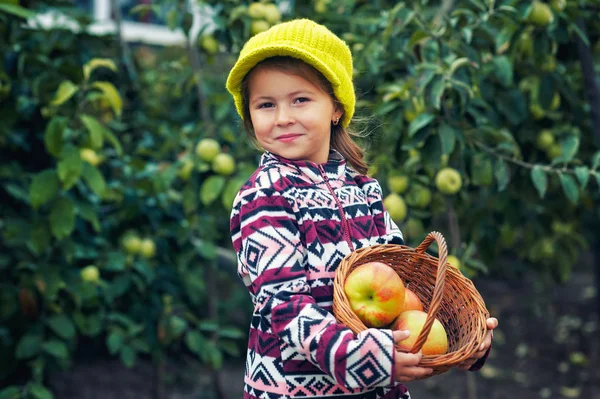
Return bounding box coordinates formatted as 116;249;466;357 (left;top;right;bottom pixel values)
1;0;599;398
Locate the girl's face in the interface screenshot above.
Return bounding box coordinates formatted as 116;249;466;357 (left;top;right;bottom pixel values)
247;67;342;164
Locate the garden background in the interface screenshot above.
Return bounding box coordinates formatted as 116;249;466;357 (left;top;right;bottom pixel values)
1;0;599;398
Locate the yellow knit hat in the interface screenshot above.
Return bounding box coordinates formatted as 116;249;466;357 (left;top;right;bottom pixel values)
226;18;355;128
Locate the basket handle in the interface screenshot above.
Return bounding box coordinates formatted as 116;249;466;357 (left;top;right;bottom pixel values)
409;231;448;354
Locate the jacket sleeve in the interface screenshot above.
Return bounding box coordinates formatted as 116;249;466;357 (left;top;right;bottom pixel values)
231;186;396;389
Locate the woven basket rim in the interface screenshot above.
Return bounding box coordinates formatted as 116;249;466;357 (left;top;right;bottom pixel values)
333;231;490;374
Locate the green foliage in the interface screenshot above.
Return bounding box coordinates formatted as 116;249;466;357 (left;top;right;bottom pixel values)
1;0;600;396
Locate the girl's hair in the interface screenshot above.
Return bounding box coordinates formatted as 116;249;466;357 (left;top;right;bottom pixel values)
240;56;368;175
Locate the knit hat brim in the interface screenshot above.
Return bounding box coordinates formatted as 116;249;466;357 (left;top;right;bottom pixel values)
226;42;354;128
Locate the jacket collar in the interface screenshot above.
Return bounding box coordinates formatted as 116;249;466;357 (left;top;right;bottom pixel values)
260;150;348;181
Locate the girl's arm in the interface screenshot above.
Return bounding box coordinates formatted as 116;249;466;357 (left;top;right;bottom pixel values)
231;186;396;390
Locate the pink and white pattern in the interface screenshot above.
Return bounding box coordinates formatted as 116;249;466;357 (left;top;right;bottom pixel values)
231;150;409;398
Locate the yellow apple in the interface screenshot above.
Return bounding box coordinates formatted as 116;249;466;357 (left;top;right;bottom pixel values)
392;310;448;355
344;262;405;328
403;288;424;312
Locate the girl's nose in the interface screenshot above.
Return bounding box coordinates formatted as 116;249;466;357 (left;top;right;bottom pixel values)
275;106;295;126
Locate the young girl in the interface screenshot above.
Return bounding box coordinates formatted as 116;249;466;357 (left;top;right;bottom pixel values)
226;19;497;398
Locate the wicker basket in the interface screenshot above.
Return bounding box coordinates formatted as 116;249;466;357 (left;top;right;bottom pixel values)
333;231;490;377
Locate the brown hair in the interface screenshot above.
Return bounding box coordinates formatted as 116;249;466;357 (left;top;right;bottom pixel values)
240;56;368;175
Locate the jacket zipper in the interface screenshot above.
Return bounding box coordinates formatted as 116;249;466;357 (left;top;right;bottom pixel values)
318;165;355;251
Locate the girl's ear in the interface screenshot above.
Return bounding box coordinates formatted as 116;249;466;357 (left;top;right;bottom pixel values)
332;107;344;124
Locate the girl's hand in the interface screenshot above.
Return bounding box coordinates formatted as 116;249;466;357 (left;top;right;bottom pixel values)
392;330;434;382
457;317;498;370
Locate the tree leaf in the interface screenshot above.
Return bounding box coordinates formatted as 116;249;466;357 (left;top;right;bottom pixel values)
494;159;509;191
44;117;66;157
530;166;547;199
574;166;590;189
77;201;101;232
552;136;579;164
49;197;76;240
80;115;105;150
51;80;78;106
448;57;477;77
493;55;512;87
57;144;82;190
15;333;42;359
29;384;54;399
429;75;445;110
81;163;106;197
92;81;122;117
107;331;123;355
47;313;76;339
200;176;226;206
102;127;123;156
0;3;36;18
83;58;117;81
42;339;69;359
471;153;493;186
438;123;456;155
408;30;430;46
120;345;136;368
0;386;21;399
185;330;205;354
30;170;60;209
592;151;600;170
408;112;436;137
559;173;579;205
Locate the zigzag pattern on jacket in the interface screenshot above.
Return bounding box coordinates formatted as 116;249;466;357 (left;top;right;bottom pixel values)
231;150;409;398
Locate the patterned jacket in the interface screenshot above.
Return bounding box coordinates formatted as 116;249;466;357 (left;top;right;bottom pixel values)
230;150;411;398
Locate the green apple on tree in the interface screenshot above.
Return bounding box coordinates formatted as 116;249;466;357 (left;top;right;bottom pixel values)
195;138;221;162
447;255;461;270
177;158;195;181
198;34;219;55
139;238;156;258
527;1;554;26
406;185;432;208
80;148;103;166
212;153;236;176
263;4;281;24
251;20;271;36
387;173;409;194
435;167;462;195
344;261;405;328
122;234;142;254
535;130;555;151
81;265;100;283
383;193;407;222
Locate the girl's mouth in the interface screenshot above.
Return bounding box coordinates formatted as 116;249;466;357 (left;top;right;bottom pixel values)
277;134;302;143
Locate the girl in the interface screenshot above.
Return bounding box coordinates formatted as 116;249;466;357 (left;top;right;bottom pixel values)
226;18;497;398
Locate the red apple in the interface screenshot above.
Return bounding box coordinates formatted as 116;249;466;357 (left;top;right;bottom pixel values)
344;261;405;328
403;288;424;312
392;310;448;355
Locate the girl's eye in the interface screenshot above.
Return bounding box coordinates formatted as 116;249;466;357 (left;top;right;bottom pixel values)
294;97;309;104
258;102;274;109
